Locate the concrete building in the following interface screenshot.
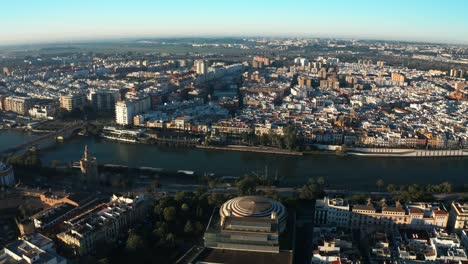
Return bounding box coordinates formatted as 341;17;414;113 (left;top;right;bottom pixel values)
204;196;287;252
57;194;146;256
32;203;78;229
115;96;151;125
0;233;67;264
190;196;292;263
407;203;449;229
60;94;86;111
315;197;448;231
28;104;56;120
252;56;270;68
195;60;208;75
449;202;468;231
3;96;32;115
391;72;406;83
0;162;15;187
88;89;120;111
315;197;350;227
298;75;313;87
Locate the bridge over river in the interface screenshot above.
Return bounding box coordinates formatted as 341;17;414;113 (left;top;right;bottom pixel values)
0;121;86;157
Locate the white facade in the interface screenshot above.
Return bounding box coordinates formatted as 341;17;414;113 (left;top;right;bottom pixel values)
0;234;67;264
115;97;150;125
29;105;55;120
195;60;208;75
449;202;468;230
315;197;350;227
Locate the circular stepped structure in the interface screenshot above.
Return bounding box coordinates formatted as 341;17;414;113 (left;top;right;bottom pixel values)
220;196;287;232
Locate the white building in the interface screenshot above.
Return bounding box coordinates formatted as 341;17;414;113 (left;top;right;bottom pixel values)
294;57;309;67
449;202;468;231
0;162;15;187
195;60;208;75
28;105;55;120
0;233;67;264
315;197;350;227
115;96;151;125
311;239;341;264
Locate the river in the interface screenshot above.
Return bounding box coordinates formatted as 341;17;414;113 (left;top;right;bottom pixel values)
1;130;467;190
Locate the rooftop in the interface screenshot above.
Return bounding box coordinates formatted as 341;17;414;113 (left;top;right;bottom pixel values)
192;248;293;264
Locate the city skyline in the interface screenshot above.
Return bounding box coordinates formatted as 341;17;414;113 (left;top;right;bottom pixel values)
2;0;468;45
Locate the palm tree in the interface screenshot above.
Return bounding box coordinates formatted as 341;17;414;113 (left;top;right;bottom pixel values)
376;179;385;192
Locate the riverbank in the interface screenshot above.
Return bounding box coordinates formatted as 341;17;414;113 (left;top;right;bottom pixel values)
3;130;468;190
197;145;303;156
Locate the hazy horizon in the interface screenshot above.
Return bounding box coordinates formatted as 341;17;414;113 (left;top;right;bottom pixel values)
2;0;468;45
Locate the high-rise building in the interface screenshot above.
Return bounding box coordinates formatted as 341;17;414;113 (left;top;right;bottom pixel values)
3;96;32;115
2;67;10;76
450;69;466;78
298;75;313;87
0;94;5;111
391;72;406;83
88;89;120;111
252;56;270;68
0;162;15;187
318;68;328;79
195;60;208;75
294;57;309;67
60;94;86;111
450;69;458;77
377;61;385;67
115;96;151;125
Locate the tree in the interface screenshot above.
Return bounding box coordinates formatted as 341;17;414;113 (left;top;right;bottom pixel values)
376;179;385;191
317;177;326;186
259;133;270;146
165;233;175;247
152;222;168;239
97;258;109;264
126;233;145;252
163;207;177;222
195;221;204;233
283;125;297;150
55;107;69;119
439;182;453;193
237;176;257;195
195;205;203;219
181;203;190;213
387;184;397;193
299;178;324;200
207;192;221;206
184;220;194;234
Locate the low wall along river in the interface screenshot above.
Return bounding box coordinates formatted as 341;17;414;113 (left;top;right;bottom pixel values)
1;130;467;190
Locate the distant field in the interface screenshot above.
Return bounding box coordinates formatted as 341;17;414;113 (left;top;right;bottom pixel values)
0;42;256;57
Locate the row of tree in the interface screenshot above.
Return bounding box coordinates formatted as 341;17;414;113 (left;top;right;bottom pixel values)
87;190;232;264
239;125;302;151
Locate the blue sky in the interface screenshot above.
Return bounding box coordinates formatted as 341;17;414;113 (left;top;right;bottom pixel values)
1;0;468;44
